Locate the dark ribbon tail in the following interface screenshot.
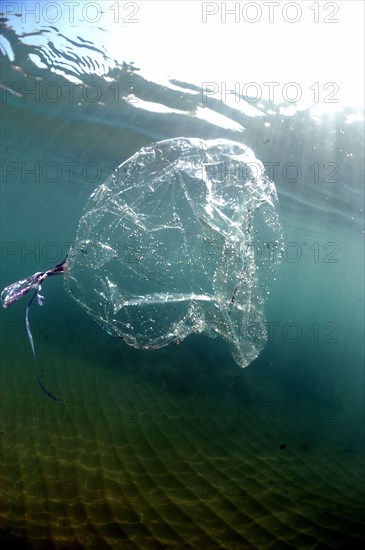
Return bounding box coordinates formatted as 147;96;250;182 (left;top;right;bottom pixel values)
25;287;62;403
25;288;38;359
35;373;62;403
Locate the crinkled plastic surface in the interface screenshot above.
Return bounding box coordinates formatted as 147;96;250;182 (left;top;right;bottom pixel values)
64;137;283;367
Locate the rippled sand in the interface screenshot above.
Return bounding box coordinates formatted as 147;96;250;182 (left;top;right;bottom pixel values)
1;337;364;549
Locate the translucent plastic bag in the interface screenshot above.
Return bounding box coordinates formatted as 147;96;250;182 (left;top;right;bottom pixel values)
64;137;283;367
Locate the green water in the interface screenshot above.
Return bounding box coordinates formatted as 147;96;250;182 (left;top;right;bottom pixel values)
1;8;364;548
